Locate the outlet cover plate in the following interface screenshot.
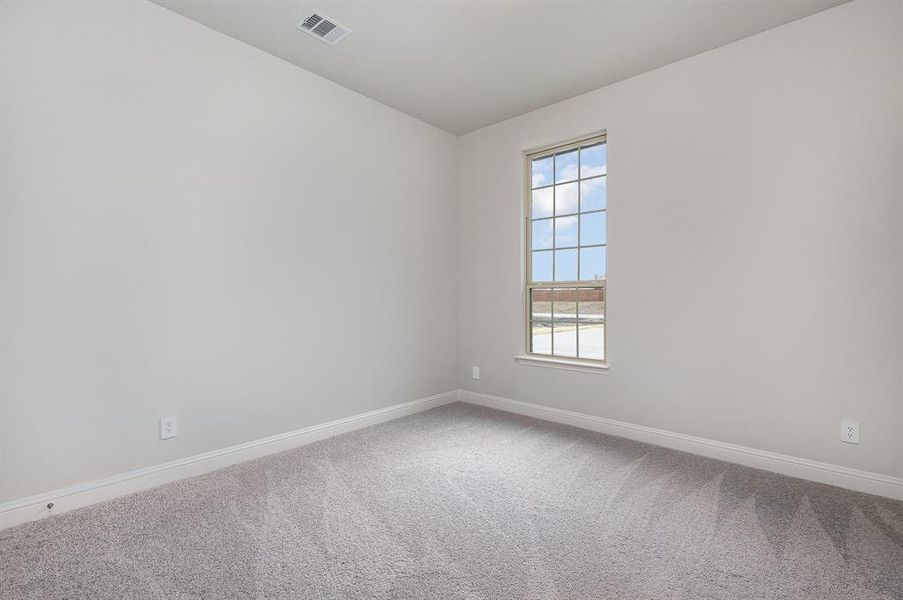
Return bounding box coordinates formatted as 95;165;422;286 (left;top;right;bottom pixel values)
472;366;480;380
160;416;178;440
840;419;859;444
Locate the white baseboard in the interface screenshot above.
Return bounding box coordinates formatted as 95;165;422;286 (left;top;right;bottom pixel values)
0;390;457;531
4;388;899;532
459;390;903;501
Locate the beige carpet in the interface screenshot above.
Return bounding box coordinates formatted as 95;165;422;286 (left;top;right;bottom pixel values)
1;402;902;599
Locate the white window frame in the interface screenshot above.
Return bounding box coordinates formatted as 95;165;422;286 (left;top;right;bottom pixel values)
520;132;608;371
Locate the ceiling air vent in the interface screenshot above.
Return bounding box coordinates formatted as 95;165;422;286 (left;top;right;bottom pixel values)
296;13;352;46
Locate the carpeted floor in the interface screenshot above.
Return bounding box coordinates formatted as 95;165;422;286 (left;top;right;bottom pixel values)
2;402;902;599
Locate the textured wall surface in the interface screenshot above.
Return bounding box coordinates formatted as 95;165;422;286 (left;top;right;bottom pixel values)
456;0;903;478
0;0;458;503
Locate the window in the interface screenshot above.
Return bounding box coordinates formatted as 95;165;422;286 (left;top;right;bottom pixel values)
525;134;606;364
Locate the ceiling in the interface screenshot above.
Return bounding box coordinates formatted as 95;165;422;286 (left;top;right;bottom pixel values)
153;0;847;135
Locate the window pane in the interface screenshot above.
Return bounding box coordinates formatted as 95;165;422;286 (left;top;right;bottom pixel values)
531;219;553;250
532;187;553;219
555;150;578;183
532;250;553;282
580;143;606;178
577;288;605;361
579;246;605;281
580;212;606;246
553;325;577;357
555;182;578;215
553;288;577;323
531;322;552;355
531;289;552;320
577;287;604;323
554;249;577;281
580;177;606;212
553;289;578;357
554;215;577;248
532;156;553;188
579;323;605;361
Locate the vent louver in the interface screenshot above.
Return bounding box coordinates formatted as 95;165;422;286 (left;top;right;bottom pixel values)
296;12;352;46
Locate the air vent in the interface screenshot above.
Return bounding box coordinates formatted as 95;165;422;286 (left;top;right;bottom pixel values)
296;12;352;46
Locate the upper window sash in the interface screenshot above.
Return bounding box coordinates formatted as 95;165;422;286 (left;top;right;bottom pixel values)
526;133;607;287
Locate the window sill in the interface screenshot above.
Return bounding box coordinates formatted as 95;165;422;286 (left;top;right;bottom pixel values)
514;354;609;373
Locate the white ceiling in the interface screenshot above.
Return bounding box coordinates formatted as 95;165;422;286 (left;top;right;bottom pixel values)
153;0;847;135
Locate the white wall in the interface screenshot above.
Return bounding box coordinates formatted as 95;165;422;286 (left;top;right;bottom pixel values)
456;0;903;478
0;0;458;503
1;0;900;508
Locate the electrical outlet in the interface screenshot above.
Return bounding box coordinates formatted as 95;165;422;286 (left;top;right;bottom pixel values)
472;366;480;380
159;416;177;440
840;419;859;444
